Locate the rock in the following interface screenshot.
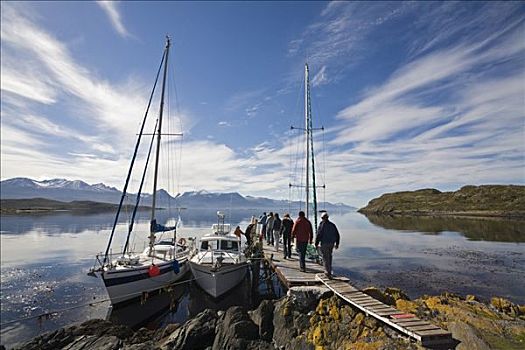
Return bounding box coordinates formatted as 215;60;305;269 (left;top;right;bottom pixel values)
287;286;331;313
466;294;479;302
70;319;133;339
292;312;310;335
447;321;491;350
62;335;122;350
156;323;181;341
272;297;300;348
122;342;160;350
490;297;522;317
383;287;409;302
128;327;156;344
395;299;418;314
248;299;275;341
212;306;259;350
362;287;395;306
14;319;133;350
161;309;218;350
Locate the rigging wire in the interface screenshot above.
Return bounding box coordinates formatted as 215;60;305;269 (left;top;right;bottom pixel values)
289;69;306;213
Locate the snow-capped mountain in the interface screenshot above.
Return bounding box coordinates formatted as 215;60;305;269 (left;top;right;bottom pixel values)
0;177;120;203
0;177;355;210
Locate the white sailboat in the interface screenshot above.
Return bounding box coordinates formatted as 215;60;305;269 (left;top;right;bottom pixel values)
91;37;190;305
189;211;249;298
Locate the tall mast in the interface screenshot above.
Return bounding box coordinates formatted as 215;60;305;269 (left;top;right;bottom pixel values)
149;36;170;251
308;77;319;231
304;64;310;219
305;63;319;230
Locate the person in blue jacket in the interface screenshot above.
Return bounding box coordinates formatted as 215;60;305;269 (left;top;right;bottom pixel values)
315;211;340;279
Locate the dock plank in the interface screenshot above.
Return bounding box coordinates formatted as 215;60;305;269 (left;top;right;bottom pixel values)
407;325;441;332
416;329;452;336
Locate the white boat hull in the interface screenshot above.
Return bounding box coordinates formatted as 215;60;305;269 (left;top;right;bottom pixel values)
189;261;248;298
102;258;189;304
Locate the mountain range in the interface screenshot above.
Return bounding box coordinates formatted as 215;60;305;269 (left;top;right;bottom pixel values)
0;177;355;210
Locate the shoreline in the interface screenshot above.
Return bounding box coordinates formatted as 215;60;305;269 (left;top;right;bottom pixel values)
358;210;525;220
8;286;525;350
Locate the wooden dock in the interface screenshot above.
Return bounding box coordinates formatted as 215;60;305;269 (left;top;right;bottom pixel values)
261;245;326;287
261;244;453;347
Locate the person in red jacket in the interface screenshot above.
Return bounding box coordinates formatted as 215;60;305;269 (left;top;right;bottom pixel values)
292;211;313;272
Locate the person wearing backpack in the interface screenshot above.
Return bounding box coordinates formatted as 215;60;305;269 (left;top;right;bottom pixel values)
272;213;282;252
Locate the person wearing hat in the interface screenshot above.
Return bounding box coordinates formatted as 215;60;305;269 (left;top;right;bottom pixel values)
315;211;340;279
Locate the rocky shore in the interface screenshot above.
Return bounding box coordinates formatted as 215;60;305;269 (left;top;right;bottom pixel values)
11;286;525;350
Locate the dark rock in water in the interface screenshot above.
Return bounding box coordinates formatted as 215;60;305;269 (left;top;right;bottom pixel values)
212;306;259;350
14;319;133;350
161;309;218;350
248;299;275;341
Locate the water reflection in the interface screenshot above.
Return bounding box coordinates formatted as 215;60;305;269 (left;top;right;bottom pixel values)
362;214;525;242
0;208;264;236
108;282;188;329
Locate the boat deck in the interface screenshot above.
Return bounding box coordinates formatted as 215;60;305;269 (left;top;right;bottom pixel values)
261;243;453;347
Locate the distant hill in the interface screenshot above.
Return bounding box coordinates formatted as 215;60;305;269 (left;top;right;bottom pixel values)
0;198;149;214
358;185;525;218
0;177;355;211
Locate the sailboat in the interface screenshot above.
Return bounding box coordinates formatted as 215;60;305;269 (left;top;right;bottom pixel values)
188;211;249;298
91;37;190;305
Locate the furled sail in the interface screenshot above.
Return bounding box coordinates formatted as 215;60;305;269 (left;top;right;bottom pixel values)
150;219;176;232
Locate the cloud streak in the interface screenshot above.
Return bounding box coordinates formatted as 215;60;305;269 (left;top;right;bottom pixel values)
97;1;131;38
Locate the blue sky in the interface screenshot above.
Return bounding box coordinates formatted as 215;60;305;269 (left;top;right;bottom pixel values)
1;1;524;207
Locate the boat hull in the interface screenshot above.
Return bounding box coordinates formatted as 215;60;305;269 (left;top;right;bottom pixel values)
102;258;189;304
189;261;248;298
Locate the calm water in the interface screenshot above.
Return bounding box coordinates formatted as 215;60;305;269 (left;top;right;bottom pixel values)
1;209;524;348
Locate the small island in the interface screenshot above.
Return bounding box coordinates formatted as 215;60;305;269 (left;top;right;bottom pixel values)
358;185;525;219
0;198;150;214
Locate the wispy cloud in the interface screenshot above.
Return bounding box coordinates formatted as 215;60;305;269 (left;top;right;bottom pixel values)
311;65;328;87
289;2;407;77
97;1;131;38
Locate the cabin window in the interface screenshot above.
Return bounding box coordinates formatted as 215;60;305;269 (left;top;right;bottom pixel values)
201;240;218;251
220;240;238;251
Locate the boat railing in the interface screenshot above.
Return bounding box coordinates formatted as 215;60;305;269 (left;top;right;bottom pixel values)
195;248;241;264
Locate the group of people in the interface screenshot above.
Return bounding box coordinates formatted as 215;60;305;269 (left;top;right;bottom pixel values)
259;210;340;279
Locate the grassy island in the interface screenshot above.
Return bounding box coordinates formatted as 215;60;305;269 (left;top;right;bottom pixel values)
358;185;525;219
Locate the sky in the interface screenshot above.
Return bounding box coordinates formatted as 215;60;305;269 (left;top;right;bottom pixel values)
1;1;524;207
